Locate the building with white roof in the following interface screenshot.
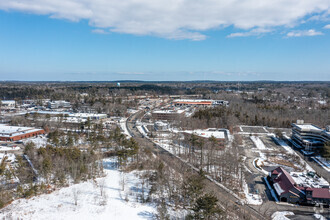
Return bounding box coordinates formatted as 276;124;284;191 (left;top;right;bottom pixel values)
0;124;45;141
0;100;16;107
48;100;71;109
172;99;229;107
151;109;185;121
292;120;330;151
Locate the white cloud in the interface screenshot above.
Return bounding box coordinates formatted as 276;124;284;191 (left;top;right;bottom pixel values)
227;28;272;38
0;0;329;40
324;24;330;29
286;29;324;37
92;29;107;34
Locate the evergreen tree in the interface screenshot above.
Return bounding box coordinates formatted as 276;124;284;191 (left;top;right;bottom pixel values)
190;193;222;220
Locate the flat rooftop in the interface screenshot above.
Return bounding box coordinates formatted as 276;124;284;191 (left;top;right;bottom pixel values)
152;109;185;114
184;129;226;139
293;123;323;132
0;124;43;137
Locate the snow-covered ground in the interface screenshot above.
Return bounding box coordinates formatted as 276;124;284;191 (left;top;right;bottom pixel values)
119;118;131;138
0;145;20;152
23;136;48;148
136;125;148;137
271;211;294;220
314;213;326;220
250;136;266;150
311;156;330;172
0;152;16;162
272;136;316;173
243;180;262;205
272;137;295;154
127;109;139;114
0;158;156;220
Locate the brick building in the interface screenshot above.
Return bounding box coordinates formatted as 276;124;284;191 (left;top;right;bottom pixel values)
0;124;45;141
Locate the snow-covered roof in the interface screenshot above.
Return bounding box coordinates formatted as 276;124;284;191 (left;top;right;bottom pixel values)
293;123;322;132
0;124;43;137
184;129;226;139
152;109;185;114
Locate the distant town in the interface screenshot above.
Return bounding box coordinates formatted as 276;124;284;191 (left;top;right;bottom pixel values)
0;81;329;219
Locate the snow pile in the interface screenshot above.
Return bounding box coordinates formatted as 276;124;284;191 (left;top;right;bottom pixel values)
271;211;294;220
0;158;156;220
23;136;48;148
250;136;266;150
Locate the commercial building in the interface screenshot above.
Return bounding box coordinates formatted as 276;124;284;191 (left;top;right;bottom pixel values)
0;124;45;141
30;111;107;123
0;100;16;107
48;100;71;109
269;167;330;206
172;99;229;107
151;109;185;121
69;113;107;120
291;120;330;151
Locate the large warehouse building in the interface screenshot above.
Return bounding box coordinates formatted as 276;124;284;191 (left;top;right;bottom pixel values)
172;99;229;107
151;109;185;121
0;124;45;141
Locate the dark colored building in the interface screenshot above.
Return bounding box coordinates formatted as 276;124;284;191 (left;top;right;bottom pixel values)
269;167;330;206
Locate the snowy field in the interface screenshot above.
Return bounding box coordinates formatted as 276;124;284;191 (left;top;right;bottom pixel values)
0;145;20;152
0;158;156;220
243;180;262;205
0;152;16;162
119;118;131;138
250;136;266;150
271;211;294;220
23;136;48;148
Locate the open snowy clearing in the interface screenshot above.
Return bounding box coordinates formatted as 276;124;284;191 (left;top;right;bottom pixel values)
23;136;48;148
119;118;131;138
250;136;266;150
271;211;294;220
243;179;262;205
0;158;156;220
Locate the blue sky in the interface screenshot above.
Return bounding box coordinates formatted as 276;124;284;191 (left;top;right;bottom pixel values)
0;0;330;81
